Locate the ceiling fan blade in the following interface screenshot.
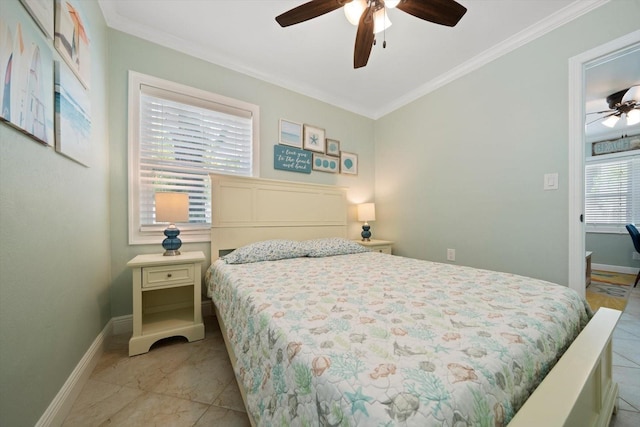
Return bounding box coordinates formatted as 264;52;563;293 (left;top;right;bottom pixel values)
587;112;620;126
622;85;640;103
354;5;375;69
586;109;615;115
397;0;467;27
276;0;346;27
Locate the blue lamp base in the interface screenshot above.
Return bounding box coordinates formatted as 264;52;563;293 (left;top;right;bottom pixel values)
361;223;371;242
162;226;182;256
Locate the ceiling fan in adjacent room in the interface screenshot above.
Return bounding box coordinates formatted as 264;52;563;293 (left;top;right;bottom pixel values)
588;85;640;128
275;0;467;69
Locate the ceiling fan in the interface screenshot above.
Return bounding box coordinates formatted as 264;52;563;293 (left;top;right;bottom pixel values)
588;85;640;128
275;0;467;69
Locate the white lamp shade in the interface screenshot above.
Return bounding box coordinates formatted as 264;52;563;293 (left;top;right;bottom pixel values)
155;192;189;223
601;115;620;128
344;0;367;25
627;109;640;126
357;203;376;222
373;8;392;33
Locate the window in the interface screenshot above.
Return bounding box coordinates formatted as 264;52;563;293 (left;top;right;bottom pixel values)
585;152;640;233
128;71;260;244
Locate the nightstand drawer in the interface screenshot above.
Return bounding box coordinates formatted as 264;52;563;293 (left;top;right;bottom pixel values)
354;239;394;255
373;246;392;254
142;264;194;288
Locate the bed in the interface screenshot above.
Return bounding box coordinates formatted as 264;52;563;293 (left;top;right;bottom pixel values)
207;173;621;427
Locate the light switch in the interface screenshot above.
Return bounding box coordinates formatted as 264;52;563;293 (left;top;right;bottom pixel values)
544;173;558;190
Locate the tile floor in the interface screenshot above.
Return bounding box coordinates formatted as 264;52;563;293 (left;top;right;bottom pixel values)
62;315;251;426
63;289;640;427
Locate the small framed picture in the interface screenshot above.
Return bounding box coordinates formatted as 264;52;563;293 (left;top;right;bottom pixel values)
279;119;302;148
326;139;340;156
340;152;358;175
312;153;339;173
303;124;326;153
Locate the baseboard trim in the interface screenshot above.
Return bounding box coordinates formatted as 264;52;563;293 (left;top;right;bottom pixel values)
37;299;214;425
593;263;640;275
35;319;113;427
112;314;133;335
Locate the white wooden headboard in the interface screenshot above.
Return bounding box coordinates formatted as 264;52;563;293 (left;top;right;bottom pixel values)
210;174;348;261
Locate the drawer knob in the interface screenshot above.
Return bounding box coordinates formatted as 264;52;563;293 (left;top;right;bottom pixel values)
167;273;172;278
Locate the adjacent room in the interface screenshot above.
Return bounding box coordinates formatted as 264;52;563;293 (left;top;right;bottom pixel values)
1;0;639;426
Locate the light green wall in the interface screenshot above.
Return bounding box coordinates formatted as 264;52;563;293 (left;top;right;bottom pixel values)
0;1;110;425
107;30;376;317
586;232;639;268
374;0;640;285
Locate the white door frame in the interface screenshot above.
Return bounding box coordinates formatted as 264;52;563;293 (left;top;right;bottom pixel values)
568;30;640;297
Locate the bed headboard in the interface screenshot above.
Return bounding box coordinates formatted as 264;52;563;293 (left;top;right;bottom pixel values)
210;174;348;261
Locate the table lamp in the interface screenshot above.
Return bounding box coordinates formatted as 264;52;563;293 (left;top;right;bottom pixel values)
357;203;376;241
155;192;189;256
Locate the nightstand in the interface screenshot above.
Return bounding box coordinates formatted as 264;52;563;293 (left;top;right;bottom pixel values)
127;251;206;356
355;239;394;254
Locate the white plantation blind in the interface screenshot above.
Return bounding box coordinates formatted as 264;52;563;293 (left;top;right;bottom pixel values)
128;72;259;244
585;153;640;232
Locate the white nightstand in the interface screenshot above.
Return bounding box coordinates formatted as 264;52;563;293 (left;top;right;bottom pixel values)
355;239;394;254
127;251;206;356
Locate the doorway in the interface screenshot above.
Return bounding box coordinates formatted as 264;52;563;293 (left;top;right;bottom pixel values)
568;30;640;296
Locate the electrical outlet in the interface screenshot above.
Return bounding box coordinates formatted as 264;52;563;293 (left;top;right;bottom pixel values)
447;248;455;261
633;252;640;260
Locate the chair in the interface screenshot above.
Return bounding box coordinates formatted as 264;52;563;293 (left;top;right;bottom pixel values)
625;224;640;287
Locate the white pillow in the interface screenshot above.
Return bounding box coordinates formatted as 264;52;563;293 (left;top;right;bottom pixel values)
304;237;369;257
222;240;309;264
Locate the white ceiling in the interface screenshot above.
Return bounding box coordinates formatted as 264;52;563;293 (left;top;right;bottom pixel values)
584;45;640;139
98;0;614;119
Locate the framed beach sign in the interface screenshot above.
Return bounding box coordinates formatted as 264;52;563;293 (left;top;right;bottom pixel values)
303;124;325;153
340;152;358;175
312;153;339;173
55;61;91;166
279;119;302;148
0;0;54;145
326;138;340;156
54;0;90;88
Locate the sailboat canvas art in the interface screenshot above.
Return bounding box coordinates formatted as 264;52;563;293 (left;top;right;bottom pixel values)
54;0;90;89
0;0;54;146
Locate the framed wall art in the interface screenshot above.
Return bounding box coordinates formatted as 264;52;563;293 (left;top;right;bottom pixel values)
279;119;302;148
312;153;339;173
303;124;325;153
340;151;358;175
19;0;54;39
0;0;54;145
326;138;340;156
54;0;91;89
55;61;91;166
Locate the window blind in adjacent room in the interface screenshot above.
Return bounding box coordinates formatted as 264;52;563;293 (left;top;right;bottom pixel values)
585;153;640;232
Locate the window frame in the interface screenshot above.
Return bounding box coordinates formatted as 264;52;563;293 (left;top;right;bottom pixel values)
127;71;260;245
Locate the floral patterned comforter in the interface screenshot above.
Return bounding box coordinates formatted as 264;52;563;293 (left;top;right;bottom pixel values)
207;252;592;427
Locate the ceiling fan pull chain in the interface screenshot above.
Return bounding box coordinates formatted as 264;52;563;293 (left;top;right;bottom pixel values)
383;7;387;48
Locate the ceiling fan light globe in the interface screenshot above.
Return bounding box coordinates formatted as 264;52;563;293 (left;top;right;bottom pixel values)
373;8;392;33
385;0;401;8
602;115;620;128
627;109;640;126
344;0;367;25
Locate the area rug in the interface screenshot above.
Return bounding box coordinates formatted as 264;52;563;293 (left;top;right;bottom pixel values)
586;270;634;312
